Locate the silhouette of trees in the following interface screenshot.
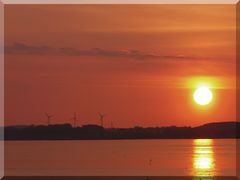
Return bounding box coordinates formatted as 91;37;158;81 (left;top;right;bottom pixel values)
4;122;239;140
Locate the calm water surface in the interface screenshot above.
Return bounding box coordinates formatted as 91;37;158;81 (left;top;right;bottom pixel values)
5;139;236;176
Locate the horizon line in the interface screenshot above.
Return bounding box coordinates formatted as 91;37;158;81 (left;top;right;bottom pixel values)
3;120;237;128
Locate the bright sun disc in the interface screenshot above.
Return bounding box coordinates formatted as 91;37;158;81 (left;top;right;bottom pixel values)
193;86;213;106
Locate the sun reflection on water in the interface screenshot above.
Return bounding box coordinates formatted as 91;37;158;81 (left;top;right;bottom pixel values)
193;139;215;177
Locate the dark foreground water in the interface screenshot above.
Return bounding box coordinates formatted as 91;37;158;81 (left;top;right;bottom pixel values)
5;139;236;176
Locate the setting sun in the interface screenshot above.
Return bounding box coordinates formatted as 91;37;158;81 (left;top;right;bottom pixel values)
193;86;213;106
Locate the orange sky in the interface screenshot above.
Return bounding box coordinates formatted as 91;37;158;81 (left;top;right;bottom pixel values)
5;5;236;127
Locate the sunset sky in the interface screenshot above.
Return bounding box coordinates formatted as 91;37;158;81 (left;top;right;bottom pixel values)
5;5;236;127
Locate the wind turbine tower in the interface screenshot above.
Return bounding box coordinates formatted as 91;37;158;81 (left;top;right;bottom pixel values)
71;112;77;127
45;113;53;126
98;112;106;127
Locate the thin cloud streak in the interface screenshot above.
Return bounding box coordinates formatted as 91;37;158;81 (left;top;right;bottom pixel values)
5;42;193;60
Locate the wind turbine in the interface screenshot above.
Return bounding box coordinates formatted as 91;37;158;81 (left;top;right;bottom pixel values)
98;112;106;127
45;112;53;125
71;112;77;127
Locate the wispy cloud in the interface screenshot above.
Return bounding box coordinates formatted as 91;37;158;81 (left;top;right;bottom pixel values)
5;43;193;60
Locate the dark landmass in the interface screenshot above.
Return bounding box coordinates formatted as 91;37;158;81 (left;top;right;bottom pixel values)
4;121;240;140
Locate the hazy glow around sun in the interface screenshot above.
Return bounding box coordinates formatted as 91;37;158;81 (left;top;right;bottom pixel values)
193;86;213;106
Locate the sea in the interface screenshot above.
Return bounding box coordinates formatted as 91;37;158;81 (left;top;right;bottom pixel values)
5;139;236;176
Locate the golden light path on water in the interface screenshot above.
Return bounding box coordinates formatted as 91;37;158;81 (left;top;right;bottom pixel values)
193;139;215;177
